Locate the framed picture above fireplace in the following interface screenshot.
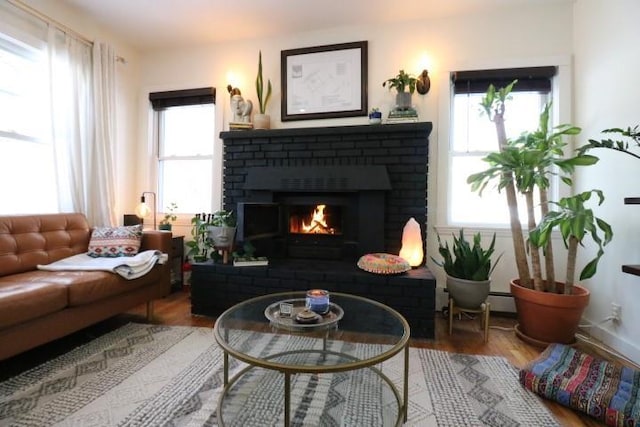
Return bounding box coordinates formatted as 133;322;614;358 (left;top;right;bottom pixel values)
281;41;368;121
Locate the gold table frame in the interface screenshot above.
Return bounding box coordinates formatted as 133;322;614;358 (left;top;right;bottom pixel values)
213;292;410;427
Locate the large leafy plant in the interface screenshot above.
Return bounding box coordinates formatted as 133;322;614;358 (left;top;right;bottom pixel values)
467;81;612;294
578;125;640;160
433;229;501;281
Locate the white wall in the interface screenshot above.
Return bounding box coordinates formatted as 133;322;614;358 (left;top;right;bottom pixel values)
573;0;640;363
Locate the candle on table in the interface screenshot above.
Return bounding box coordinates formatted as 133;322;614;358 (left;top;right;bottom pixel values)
306;289;330;314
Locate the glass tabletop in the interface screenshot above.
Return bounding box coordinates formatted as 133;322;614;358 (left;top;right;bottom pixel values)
213;291;410;373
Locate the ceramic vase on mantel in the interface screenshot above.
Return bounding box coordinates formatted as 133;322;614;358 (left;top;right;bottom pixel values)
253;113;271;130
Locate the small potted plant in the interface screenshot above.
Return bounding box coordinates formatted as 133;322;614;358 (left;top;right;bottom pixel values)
432;229;501;309
254;50;272;129
382;69;417;110
158;202;178;231
368;107;382;124
186;213;211;262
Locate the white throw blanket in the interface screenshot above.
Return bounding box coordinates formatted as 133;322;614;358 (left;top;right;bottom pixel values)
37;250;168;280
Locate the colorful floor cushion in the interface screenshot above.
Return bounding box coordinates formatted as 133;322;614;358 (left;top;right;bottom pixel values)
520;343;640;427
357;253;411;275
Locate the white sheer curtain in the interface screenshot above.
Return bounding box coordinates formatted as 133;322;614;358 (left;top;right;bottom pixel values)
48;32;117;225
1;2;117;224
48;27;92;216
90;41;117;226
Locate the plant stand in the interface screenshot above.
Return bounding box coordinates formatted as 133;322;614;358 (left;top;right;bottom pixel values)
448;297;490;343
215;246;232;264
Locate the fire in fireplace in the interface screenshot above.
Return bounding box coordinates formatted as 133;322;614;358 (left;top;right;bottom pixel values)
289;204;342;235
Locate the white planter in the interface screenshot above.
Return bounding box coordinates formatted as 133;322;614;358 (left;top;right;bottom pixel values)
446;275;491;310
207;226;236;248
395;92;412;110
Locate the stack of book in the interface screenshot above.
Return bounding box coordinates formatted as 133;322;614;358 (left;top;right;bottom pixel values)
229;122;253;131
233;256;269;267
386;108;419;123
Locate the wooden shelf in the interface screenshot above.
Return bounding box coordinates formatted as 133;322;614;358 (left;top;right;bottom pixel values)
622;265;640;276
624;197;640;205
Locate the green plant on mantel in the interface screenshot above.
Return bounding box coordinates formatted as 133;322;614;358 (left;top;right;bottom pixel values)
256;50;272;115
382;69;417;94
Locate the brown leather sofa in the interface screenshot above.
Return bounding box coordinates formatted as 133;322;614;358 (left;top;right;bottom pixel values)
0;213;171;361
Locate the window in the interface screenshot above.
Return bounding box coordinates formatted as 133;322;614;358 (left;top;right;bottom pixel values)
448;67;556;225
150;88;216;215
0;14;57;214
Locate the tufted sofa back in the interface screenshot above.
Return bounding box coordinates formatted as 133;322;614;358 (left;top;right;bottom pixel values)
0;213;91;277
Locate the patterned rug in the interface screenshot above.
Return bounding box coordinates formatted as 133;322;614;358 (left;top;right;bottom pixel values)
0;323;559;426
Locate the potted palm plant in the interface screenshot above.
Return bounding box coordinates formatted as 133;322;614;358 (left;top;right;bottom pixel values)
467;81;613;346
254;50;272;129
432;229;501;310
382;69;416;110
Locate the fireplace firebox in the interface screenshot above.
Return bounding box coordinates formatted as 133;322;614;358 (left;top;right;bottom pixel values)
236;165;390;261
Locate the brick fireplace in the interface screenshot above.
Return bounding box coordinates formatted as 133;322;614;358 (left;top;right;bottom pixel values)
191;122;437;338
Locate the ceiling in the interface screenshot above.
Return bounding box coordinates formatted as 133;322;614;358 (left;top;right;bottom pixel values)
59;0;571;51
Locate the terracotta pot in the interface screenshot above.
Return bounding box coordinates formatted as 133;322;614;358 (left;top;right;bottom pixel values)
446;275;491;310
510;279;590;347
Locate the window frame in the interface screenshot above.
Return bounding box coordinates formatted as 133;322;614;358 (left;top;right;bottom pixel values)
434;56;573;232
149;87;219;221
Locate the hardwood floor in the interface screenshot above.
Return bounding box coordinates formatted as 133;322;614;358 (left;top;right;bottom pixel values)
2;289;625;426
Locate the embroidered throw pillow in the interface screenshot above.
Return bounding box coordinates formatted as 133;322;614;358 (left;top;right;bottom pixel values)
87;225;143;258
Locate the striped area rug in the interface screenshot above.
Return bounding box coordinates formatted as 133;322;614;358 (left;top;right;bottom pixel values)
0;323;558;426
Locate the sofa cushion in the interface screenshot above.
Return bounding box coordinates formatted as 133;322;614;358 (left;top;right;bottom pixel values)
87;225;142;258
0;213;90;277
11;269;162;306
0;275;68;329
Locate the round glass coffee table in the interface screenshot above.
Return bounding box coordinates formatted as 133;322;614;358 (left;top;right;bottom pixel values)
213;291;410;427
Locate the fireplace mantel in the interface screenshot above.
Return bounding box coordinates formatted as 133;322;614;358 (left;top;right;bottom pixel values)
220;121;432;140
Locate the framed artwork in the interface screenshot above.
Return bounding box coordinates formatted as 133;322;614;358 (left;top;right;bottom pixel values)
281;41;368;121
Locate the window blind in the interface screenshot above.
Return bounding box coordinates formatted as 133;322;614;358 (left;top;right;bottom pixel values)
149;87;216;110
452;66;557;94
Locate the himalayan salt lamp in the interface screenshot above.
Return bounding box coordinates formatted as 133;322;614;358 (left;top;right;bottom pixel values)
399;217;424;267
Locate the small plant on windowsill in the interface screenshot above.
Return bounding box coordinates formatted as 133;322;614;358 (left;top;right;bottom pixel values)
158;202;178;231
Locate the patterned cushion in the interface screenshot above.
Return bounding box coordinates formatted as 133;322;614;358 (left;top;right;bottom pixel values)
87;225;143;258
520;343;640;427
357;253;411;275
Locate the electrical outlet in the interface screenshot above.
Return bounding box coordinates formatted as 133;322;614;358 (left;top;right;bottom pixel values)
611;302;621;323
